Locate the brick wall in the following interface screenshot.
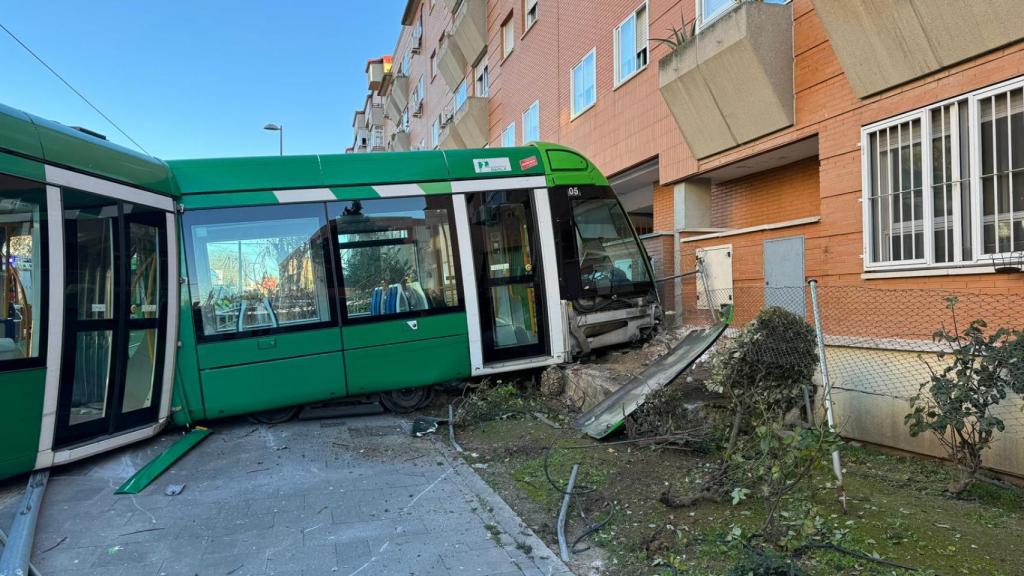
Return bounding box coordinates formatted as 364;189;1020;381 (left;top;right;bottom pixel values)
710;158;820;229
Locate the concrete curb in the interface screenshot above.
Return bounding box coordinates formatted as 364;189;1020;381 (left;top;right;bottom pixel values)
430;436;575;576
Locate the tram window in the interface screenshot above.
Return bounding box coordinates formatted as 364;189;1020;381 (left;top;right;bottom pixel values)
572;197;651;294
183;204;332;339
330;197;460;320
0;175;46;364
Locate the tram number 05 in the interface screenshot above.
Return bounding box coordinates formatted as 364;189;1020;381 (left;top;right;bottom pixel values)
567;187;582;197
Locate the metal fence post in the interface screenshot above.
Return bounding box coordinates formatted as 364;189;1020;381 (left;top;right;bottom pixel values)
809;280;844;487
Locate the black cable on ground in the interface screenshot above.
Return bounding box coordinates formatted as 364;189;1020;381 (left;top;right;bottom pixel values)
792;542;938;575
570;502;616;553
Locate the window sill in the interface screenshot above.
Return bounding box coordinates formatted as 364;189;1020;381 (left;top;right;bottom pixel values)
613;65;647;91
521;21;537;41
862;264;998;279
501;48;514;63
570;102;596;122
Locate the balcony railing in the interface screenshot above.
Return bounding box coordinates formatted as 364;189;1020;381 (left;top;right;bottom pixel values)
813;0;1024;98
658;1;793;159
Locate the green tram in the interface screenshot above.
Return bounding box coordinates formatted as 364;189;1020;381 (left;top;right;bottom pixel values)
0;102;660;481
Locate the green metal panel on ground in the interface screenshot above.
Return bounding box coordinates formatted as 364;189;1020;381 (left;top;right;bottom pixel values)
200;351;346;418
196;327;343;370
341;312;468;350
0;368;45;478
344;334;470;395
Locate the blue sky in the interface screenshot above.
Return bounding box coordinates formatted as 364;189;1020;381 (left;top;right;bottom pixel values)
0;1;404;159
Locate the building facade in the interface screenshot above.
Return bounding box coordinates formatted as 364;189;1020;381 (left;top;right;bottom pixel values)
351;0;1024;476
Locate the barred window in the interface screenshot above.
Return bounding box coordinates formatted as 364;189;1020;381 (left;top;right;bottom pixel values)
862;77;1024;270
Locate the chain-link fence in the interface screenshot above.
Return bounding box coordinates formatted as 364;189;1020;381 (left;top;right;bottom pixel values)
654;275;1024;474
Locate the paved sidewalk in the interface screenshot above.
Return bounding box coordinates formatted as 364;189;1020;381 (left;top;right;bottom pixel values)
0;415;573;576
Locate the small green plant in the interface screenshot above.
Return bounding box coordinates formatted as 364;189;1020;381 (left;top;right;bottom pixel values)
650;9;697;51
906;296;1024;494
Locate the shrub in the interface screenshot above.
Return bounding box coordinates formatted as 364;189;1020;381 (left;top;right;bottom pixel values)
906;297;1024;494
707;307;819;456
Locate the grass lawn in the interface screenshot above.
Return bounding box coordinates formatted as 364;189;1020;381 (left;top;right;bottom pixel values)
445;386;1024;576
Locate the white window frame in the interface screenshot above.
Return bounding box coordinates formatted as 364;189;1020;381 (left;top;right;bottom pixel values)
432;117;440;149
454;79;468;112
614;1;648;88
522;100;540;143
570;49;597;120
502;122;516;147
698;0;790;31
523;0;539;33
502;16;515;59
475;64;489;97
861;75;1024;272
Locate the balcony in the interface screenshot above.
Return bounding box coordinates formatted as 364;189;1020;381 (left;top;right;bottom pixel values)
366;103;385;128
450;0;486;65
439;97;488;149
658;1;793;159
383;74;409;121
391;129;411;151
352;110;366;129
366;58;389;91
437;34;468;89
813;0;1024;98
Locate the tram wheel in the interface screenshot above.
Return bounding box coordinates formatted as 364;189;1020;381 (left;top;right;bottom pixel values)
380;387;433;414
247;405;300;424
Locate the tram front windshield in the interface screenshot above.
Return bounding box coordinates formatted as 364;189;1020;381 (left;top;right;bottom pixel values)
571;194;651;297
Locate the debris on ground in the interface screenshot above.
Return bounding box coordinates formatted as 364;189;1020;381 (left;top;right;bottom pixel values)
164;483;185;496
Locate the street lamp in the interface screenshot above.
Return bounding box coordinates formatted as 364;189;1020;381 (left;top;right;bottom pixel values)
263;123;283;156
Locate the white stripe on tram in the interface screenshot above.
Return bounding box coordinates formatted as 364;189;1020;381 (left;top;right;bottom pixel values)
272;188;335;203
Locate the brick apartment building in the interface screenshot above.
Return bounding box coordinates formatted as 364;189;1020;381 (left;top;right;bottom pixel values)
350;0;1024;476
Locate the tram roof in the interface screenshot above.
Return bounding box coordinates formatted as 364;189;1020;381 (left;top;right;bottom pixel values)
0;102;176;197
167;143;608;199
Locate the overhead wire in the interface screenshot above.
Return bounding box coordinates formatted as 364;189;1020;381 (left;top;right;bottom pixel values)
0;21;151;155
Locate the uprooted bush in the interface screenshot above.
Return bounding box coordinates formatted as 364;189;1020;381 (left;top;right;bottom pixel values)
906;296;1024;495
708;307;819;457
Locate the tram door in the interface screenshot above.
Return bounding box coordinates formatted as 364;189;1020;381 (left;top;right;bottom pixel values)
54;190;168;447
467;190;548;363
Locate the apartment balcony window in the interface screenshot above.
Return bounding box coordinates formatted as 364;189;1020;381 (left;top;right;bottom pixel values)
475;64;489;97
614;2;648;87
522;100;539;143
432;117;440;149
454;79;468;112
502;122;516;147
501;15;514;59
862;77;1024;272
571;49;596;119
523;0;538;33
699;0;787;29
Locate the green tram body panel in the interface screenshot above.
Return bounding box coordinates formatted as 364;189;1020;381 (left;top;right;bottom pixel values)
0;368;45;479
